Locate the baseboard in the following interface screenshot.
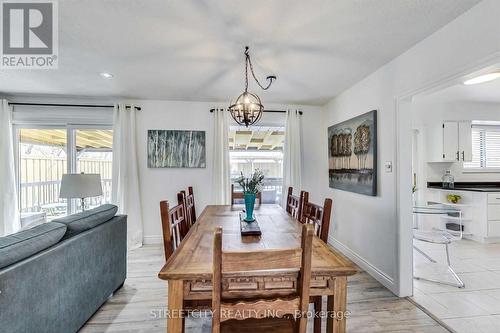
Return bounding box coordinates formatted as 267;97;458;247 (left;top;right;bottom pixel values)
328;235;397;295
143;235;163;245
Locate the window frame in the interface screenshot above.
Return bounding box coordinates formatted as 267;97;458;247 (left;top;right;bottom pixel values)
14;123;112;216
462;124;500;173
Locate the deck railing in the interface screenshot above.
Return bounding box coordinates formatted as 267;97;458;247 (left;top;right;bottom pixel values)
231;177;283;204
19;157;112;215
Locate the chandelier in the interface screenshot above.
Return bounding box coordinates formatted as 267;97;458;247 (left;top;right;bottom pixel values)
228;46;276;127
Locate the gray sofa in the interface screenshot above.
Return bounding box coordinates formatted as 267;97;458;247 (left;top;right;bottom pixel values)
0;204;127;333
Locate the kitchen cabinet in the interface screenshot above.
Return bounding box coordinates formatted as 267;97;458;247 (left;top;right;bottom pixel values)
488;193;500;237
424;188;500;243
458;121;472;162
426;121;472;162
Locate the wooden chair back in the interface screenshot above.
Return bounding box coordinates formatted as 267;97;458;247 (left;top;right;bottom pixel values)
211;224;314;333
159;200;189;262
300;192;333;243
286;187;306;220
178;186;197;228
231;184;262;205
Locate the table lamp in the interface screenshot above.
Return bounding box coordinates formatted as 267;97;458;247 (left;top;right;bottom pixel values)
59;173;103;211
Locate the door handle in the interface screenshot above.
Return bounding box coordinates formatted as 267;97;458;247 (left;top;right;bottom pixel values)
456;151;459;161
462;151;465;161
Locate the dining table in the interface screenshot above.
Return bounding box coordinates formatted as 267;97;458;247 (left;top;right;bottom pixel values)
158;204;357;333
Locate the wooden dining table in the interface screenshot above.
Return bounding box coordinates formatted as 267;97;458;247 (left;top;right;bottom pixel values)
158;205;357;333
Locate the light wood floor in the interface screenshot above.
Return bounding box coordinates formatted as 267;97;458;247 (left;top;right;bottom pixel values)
81;244;449;333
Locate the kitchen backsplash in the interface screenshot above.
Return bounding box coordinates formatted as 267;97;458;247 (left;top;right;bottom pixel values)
426;162;500;182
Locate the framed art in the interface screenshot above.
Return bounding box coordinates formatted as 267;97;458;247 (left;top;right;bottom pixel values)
147;130;206;168
328;110;377;196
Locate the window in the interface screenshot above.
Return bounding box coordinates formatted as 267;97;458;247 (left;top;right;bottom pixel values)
229;125;285;204
18;128;68;221
75;129;113;209
16;126;113;226
464;124;500;170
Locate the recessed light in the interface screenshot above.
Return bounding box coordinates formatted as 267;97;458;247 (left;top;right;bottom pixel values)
100;72;114;79
463;72;500;85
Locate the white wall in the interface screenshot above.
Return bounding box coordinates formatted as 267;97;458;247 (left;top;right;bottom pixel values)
412;100;500;182
135;100;216;243
134;100;323;244
319;0;500;295
5;93;324;244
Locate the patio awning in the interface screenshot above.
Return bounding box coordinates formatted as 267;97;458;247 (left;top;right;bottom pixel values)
19;129;113;149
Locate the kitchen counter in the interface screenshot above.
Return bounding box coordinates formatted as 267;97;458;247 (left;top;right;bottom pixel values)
427;182;500;192
424;183;500;243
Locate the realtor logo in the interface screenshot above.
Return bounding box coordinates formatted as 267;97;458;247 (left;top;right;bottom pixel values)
1;0;58;69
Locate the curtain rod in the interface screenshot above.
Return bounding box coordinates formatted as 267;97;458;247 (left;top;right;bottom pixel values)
209;108;302;115
8;102;141;111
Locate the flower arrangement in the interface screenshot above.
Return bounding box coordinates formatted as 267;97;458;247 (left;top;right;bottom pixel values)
235;169;265;194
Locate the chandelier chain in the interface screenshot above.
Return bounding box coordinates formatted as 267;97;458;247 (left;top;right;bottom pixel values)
244;47;273;91
229;46;275;127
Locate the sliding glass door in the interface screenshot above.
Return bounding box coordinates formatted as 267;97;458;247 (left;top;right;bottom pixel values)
75;128;113;209
18;128;68;224
15;126;113;227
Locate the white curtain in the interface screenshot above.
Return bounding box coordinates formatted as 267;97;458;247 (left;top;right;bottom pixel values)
282;109;302;206
0;100;20;236
212;108;230;204
112;103;144;249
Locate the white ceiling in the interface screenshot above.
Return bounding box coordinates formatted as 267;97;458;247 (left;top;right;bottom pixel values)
0;0;482;105
415;76;500;104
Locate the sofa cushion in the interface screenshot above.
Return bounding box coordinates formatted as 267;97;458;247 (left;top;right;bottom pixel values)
53;204;118;238
0;222;67;269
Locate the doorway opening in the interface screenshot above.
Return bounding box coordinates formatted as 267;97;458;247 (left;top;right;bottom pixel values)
405;63;500;331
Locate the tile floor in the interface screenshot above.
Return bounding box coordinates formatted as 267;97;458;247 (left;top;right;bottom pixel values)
412;238;500;333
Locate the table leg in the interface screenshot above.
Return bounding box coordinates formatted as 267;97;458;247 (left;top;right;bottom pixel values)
167;280;184;333
327;276;347;333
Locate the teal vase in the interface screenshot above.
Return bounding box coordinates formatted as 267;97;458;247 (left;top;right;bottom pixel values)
244;192;256;222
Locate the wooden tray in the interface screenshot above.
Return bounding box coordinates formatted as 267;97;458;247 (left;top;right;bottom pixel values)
239;212;262;236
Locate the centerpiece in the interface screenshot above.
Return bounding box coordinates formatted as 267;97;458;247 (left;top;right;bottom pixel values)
235;169;264;222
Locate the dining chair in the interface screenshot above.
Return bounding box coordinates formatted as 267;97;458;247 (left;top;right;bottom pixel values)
299;193;333;333
231;184;262;206
300;192;333;243
160;200;211;326
211;223;314;333
285;187;306;220
413;204;465;288
159;200;190;262
178;186;197;228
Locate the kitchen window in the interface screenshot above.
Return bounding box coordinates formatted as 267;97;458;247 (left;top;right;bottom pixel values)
463;124;500;171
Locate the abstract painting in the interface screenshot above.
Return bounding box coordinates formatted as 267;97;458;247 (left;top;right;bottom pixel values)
148;130;206;168
328;110;377;196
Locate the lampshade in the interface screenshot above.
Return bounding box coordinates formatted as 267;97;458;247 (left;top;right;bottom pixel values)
59;173;103;199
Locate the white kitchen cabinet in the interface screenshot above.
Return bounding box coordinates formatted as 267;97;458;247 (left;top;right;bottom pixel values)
488;193;500;239
488;205;500;221
424;189;500;243
426;121;472;162
443;121;459;161
458;121;472;162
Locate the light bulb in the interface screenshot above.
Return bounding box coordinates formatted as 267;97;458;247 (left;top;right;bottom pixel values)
463;72;500;85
